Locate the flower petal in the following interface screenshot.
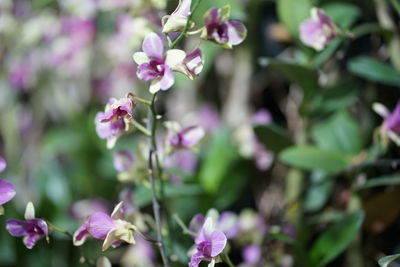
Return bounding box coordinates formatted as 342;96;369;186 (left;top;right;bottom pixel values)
137;63;159;81
209;230;227;257
88;212;116;239
133;52;150;65
102;228;118;251
0;156;6;173
226;20;247;46
111;201;124;220
0;179;16;205
24;202;35;220
180;126;205;147
159;66;175;90
142;33;164;60
73;222;90;246
165;49;186;68
189;251;205;267
149;78;161;94
189;214;205;234
6;219;29;237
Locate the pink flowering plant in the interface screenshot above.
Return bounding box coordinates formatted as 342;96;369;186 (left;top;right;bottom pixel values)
2;0;400;266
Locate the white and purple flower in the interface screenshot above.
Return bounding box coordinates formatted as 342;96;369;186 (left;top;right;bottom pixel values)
175;48;204;80
95;95;135;148
201;5;247;49
6;202;48;249
73;202;137;251
162;0;192;33
133;33;187;94
169;125;205;149
189;216;228;267
299;8;337;51
373;101;400;145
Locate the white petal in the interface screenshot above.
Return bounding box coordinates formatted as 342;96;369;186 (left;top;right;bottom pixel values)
133;52;150;65
373;103;390;118
165;49;186;68
149;79;161;94
111;201;124;220
24;202;35;220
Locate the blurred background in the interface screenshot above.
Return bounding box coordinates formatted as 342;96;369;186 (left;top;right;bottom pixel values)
1;0;400;266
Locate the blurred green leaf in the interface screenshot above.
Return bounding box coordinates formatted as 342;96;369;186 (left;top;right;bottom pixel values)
348;57;400;87
254;124;293;153
323;2;361;29
311;111;362;155
279;146;350;174
355;175;400;191
277;0;312;38
199;129;239;193
309;211;364;267
378;253;400;267
313;38;343;66
304;172;333;212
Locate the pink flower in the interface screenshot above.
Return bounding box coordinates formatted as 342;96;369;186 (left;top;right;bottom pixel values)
6;202;48;249
165;122;205;150
133;33;187;93
373;101;400;145
299;8;337;51
201;5;247;49
95;95;135;148
73;202;137;251
0;156;16;207
175;48;204;80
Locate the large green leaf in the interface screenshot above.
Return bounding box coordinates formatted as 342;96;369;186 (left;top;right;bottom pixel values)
254;124;293;153
199;128;239;193
309;212;364;267
323;2;361;29
277;0;312;38
378;254;400;267
279;146;350;174
311;111;363;155
348;57;400;87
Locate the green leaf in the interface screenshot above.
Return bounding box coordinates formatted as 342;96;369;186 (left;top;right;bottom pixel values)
277;0;312;38
323;2;361;29
279;146;349;174
304;172;333;212
378;253;400;267
348;57;400;87
199;129;239;193
311;111;362;155
355;175;400;191
313;38;343;66
254;124;293;153
309;212;364;267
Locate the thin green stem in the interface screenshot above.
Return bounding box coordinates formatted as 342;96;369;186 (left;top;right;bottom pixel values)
222;252;235;267
46;221;73;239
132;119;151;136
173;214;197;236
135;96;152;106
170;0;203;49
147;93;170;267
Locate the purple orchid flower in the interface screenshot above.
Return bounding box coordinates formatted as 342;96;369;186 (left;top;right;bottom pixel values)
189;217;227;267
201;5;247;49
133;33;187;94
175;48;204;80
0;156;16;210
73;202;137;251
6;202;48;249
169;125;205;149
242;244;262;264
373;101;400;145
113;150;135;172
95;95;135;148
299;8;337;51
162;0;192;33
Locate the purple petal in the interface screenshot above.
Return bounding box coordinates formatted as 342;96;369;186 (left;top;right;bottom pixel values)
6;219;29;237
0;179;16;205
299;19;324;47
385;101;400;133
226;20;247;46
242;244;261;264
24;233;43;249
173;0;191;16
189;214;205;233
218;212;239;239
95;112;113;139
159;66;175;90
209;230;227;257
88;212;115;239
137;63;159;81
142;33;164;60
204;8;220;27
179;126;205;147
112;150;135;172
73;222;90;246
0;156;6;172
189;251;205;267
251;109;272;125
185;48;204;76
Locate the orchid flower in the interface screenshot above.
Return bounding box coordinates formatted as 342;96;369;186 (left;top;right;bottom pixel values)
73;202;137;251
6;202;48;249
95;94;135;148
133;33;186;93
165;122;205;150
201;5;247;49
299;8;337;51
0;156;16;214
162;0;192;33
373;101;400;145
175;48;204;80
